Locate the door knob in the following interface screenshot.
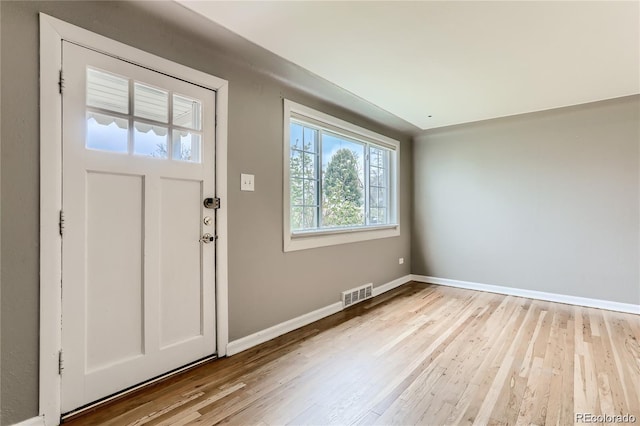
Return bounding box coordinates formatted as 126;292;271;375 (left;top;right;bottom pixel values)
200;233;215;243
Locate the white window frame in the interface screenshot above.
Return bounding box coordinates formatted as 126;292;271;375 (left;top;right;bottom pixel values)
283;99;400;252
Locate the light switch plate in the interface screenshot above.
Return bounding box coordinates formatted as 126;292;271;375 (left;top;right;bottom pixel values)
241;173;255;191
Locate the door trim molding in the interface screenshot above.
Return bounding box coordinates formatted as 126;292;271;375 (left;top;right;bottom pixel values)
13;416;46;426
39;14;229;426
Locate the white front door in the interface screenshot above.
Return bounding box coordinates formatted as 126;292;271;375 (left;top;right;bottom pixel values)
61;41;217;413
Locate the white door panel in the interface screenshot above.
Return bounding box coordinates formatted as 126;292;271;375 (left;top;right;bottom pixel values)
86;172;144;372
61;42;216;412
160;178;204;348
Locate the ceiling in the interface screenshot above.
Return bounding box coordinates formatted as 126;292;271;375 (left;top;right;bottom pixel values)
178;1;639;131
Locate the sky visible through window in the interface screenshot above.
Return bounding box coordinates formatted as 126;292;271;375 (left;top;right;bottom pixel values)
321;133;364;177
86;116;128;153
290;123;364;175
87;116;168;157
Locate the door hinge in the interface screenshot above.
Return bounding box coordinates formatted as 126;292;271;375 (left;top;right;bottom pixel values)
58;350;64;375
59;210;65;236
58;70;64;94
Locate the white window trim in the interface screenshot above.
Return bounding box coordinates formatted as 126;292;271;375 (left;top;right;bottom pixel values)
39;14;229;425
283;99;400;252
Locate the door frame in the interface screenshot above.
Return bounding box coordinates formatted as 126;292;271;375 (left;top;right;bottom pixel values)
39;14;229;426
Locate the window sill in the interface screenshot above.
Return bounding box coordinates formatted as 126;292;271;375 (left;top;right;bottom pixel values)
292;224;398;238
284;224;400;252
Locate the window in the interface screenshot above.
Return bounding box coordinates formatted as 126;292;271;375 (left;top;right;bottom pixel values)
85;67;203;162
284;100;400;252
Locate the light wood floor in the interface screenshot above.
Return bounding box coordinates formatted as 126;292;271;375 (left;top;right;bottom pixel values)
65;282;640;425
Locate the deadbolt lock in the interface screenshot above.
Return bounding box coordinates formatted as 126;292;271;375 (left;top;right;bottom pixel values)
200;233;215;243
204;197;220;209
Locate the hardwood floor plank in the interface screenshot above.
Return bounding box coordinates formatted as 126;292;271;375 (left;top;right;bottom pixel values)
156;412;200;426
64;283;640;426
448;298;528;425
518;308;561;425
541;310;565;426
349;410;380;426
413;298;500;422
559;313;576;425
602;309;639;410
475;301;541;424
126;392;204;426
368;302;484;416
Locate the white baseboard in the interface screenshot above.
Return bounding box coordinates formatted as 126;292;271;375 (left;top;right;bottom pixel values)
411;275;640;315
226;302;343;356
226;274;413;356
373;274;412;297
13;416;46;426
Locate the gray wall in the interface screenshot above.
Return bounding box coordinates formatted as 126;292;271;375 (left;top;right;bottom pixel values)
0;0;3;421
413;96;639;304
0;2;412;424
1;2;41;424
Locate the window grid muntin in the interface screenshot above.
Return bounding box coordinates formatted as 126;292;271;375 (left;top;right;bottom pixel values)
368;146;390;225
85;67;203;162
289;117;394;232
290;121;320;230
317;131;324;229
173;93;202;131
